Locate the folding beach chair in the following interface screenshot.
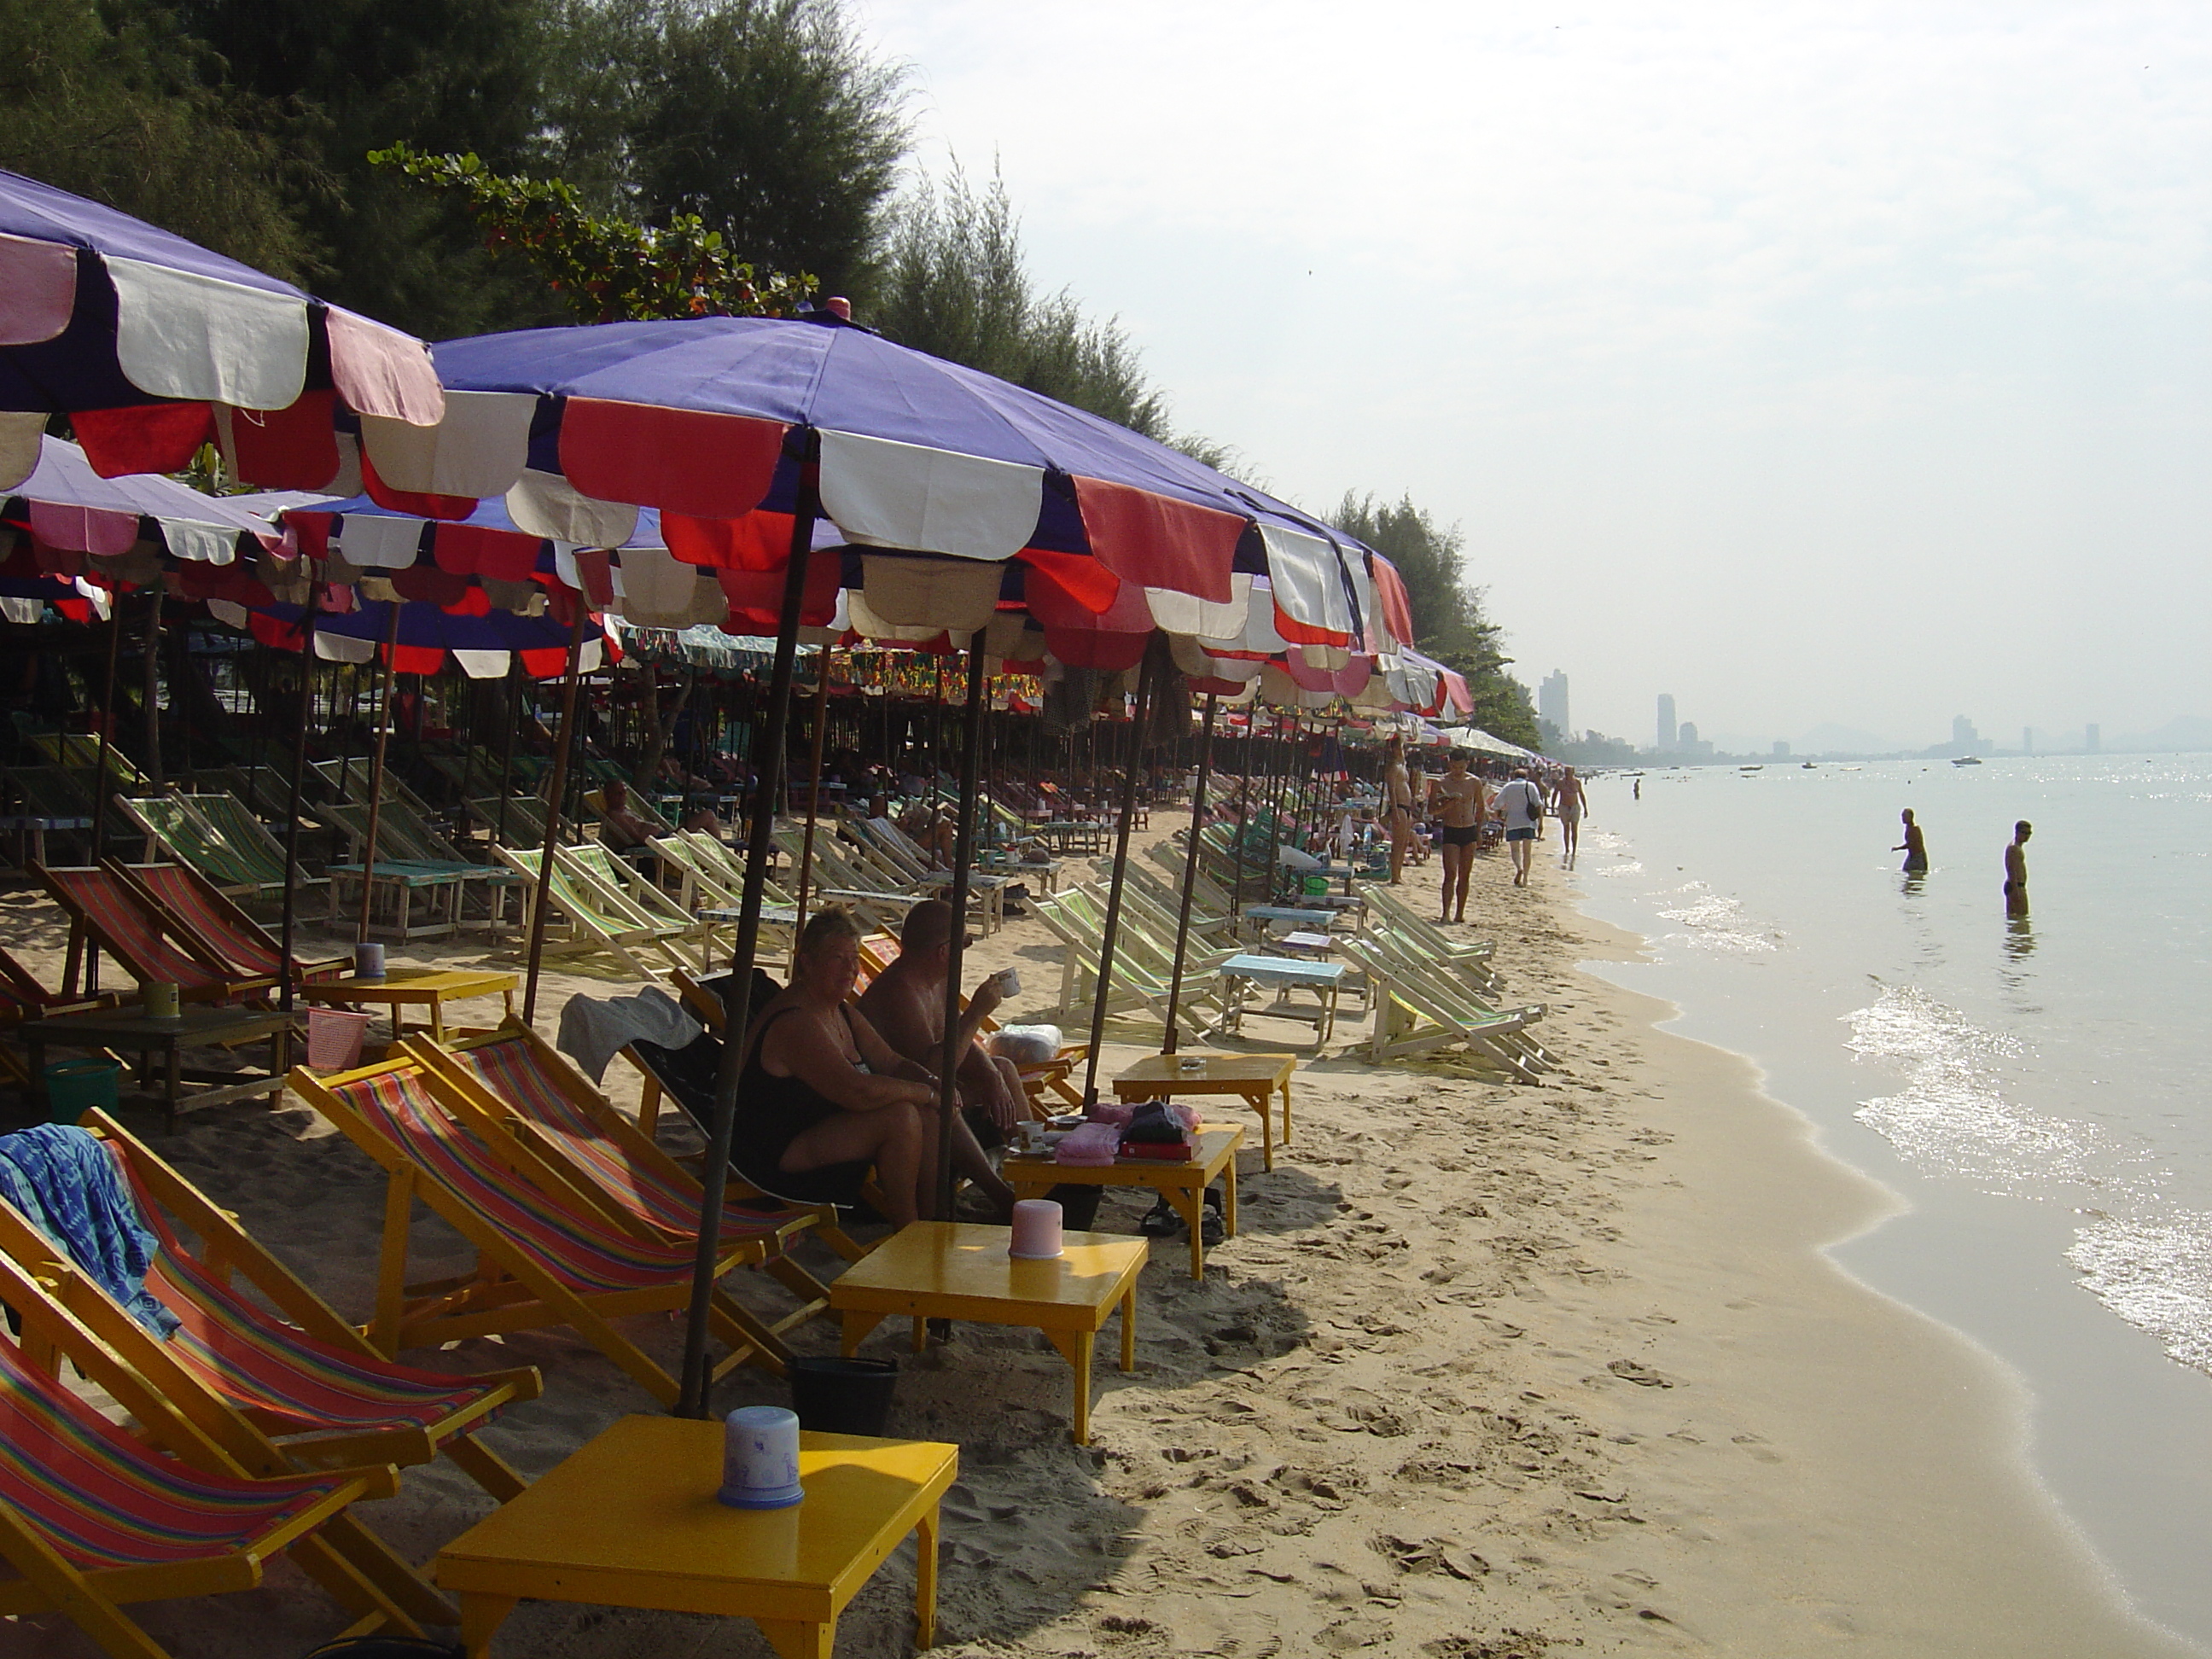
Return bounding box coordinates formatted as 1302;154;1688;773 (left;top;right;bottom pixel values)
317;802;519;931
108;859;352;987
32;863;244;1003
1335;932;1552;1081
0;1295;443;1656
288;1052;827;1394
856;818;1007;934
493;845;697;978
466;795;552;849
116;794;280;896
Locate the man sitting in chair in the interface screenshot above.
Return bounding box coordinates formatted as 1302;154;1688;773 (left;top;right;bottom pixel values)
858;900;1028;1146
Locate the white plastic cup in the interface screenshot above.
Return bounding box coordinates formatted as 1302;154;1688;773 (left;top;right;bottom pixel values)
719;1406;803;1508
141;981;180;1021
1009;1197;1064;1260
353;942;386;981
993;967;1022;997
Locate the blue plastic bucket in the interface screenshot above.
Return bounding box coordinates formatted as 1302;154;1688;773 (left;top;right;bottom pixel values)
43;1059;119;1124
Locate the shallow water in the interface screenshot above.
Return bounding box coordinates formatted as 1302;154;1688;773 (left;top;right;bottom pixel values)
1568;756;2212;1648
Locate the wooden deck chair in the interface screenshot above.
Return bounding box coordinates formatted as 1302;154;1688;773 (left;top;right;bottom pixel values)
565;842;719;946
30;728;145;790
768;827;928;933
1335;933;1551;1080
1031;890;1213;1030
403;1023;864;1282
108;860;352;987
0;1295;441;1656
1358;883;1500;980
465;795;550;849
493;845;696;977
288;1053;812;1392
31;864;244;1003
311;758;435;818
115;794;276;896
856;818;1010;933
167;793;314;896
315;804;519;931
3;1110;539;1503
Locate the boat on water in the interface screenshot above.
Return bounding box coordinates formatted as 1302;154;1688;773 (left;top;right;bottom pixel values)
1801;761;1817;769
1739;765;1763;771
1953;756;1983;766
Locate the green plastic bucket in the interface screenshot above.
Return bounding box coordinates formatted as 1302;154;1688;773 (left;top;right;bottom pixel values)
43;1059;119;1125
1301;875;1330;896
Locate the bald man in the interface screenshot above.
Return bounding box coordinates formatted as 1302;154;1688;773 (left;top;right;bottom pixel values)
856;900;1029;1139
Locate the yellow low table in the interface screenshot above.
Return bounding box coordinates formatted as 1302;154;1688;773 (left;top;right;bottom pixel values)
434;1416;957;1659
1002;1125;1243;1281
300;969;518;1043
830;1220;1144;1444
1112;1052;1296;1169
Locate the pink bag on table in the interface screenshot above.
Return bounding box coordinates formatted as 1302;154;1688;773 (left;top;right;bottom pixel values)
1055;1122;1121;1166
1088;1101;1135;1127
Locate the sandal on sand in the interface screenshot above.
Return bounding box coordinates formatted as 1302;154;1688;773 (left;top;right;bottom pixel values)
1138;1199;1183;1238
1200;1209;1225;1248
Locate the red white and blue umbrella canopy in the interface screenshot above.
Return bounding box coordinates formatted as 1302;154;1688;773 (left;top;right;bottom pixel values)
0;169;442;491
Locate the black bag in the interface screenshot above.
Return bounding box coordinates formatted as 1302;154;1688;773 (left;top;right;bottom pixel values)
1122;1102;1185;1144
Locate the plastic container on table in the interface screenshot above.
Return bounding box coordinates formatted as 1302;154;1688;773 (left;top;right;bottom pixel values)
306;1007;375;1070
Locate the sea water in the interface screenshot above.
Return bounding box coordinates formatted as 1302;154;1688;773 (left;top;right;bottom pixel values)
1568;756;2212;1648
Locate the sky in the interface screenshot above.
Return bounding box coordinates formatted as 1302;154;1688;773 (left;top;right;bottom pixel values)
853;2;2212;752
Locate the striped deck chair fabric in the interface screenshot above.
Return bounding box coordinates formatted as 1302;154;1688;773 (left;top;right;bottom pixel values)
432;1035;799;1244
0;1331;350;1569
34;864;230;995
118;862;288;981
341;1068;715;1295
118;1165;510;1441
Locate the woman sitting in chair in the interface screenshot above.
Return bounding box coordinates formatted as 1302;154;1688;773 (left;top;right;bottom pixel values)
735;907;1012;1227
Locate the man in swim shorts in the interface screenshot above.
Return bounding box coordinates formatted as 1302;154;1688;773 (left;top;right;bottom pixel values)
1492;768;1543;888
2004;820;2031;915
1895;808;1928;873
1428;750;1486;923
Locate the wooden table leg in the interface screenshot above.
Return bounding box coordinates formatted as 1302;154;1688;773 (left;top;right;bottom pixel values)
914;1502;940;1649
840;1309;888;1358
458;1592;516;1659
1251;1086;1274;1171
1279;1077;1294;1145
1223;1159;1238;1239
759;1619;833;1659
1120;1289;1137;1371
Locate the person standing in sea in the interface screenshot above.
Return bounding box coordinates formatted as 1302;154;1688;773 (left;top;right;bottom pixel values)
2005;820;2032;914
1895;808;1929;873
1493;768;1544;888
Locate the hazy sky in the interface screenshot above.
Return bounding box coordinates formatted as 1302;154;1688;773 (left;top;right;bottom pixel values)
855;2;2211;750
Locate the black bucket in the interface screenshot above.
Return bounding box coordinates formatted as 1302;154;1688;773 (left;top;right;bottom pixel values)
1046;1183;1103;1231
789;1355;899;1437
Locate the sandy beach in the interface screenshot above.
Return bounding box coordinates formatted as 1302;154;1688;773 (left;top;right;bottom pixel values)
1;822;2190;1658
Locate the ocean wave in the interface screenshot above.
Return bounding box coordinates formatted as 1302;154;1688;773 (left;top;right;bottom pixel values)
2069;1218;2212;1375
1846;986;2100;1190
1656;882;1781;953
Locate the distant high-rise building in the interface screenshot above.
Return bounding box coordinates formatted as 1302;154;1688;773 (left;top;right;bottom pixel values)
1656;694;1678;752
1773;740;1790;758
1953;715;1979;749
2087;723;2101;754
1539;671;1570;736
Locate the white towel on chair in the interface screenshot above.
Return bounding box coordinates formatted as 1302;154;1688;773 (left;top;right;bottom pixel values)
556;987;701;1083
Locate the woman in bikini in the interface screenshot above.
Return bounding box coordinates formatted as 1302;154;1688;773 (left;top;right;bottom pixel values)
1428;751;1486;923
1382;735;1415;884
733;907;1006;1227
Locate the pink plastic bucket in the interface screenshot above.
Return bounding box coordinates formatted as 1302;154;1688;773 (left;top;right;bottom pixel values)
306;1007;374;1070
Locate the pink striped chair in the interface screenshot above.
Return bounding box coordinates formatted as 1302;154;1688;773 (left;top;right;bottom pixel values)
289;1051;829;1398
32;863;241;1002
108;860;351;988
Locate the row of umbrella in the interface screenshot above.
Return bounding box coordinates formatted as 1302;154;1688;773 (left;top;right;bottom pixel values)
1;165;1495;1416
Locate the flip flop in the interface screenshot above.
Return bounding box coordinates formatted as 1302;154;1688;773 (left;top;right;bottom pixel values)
1138;1199;1183;1238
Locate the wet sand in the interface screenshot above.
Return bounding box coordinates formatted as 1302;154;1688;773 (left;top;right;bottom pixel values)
0;822;2188;1656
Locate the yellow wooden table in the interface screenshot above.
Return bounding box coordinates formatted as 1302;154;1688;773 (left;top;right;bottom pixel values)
434;1416;958;1659
300;969;518;1043
830;1221;1145;1444
1112;1052;1296;1170
1002;1126;1243;1281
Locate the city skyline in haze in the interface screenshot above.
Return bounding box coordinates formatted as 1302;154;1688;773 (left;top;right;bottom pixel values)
857;3;2211;744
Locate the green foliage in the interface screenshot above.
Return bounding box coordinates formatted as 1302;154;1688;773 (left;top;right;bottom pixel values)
370;144;813;322
539;0;907;296
1334;492;1541;749
0;0;315;279
866;164;1171;437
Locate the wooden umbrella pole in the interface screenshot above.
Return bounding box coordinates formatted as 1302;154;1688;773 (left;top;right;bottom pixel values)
1079;640;1161;1109
522;604;591;1022
356;602;405;943
276;591;320;1009
933;631;990;1218
494;659;520;846
70;602;127;997
789;646;833;974
140;585;165;791
680;459;818;1420
1160;690;1220;1055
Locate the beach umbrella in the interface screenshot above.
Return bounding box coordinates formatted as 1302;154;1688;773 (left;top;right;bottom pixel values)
0;168;441;490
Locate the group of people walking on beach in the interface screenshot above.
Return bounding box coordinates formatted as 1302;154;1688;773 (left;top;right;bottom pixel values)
1378;736;1588;920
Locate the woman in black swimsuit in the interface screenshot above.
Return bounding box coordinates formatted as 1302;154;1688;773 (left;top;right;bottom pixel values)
736;908;946;1227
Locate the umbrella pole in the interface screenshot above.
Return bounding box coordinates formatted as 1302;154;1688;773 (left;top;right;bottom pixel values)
934;630;990;1218
522;604;591;1023
277;594;320;1009
789;646;833;974
680;473;818;1420
357;603;405;943
494;659;519;847
70;602;127;997
140;586;165;793
1160;690;1219;1056
1079;641;1160;1109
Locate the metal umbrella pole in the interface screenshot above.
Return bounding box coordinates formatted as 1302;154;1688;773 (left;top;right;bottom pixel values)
789;645;834;971
276;591;320;1010
933;630;990;1218
679;453;818;1419
1078;638;1161;1109
356;602;405;942
493;658;520;847
521;603;591;1023
1160;690;1220;1055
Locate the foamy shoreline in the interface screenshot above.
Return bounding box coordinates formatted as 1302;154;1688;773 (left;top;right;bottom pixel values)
2;824;2192;1656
